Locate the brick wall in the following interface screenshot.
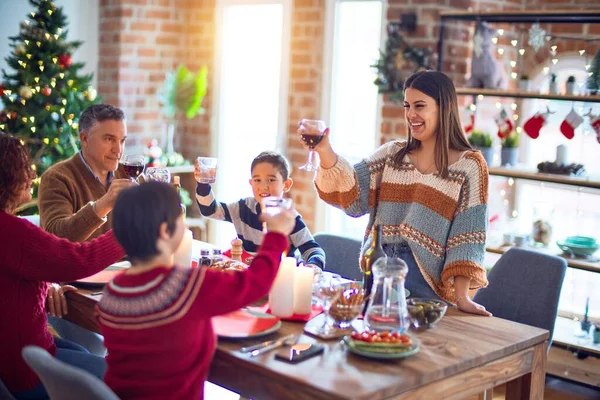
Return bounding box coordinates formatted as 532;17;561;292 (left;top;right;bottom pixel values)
97;0;599;232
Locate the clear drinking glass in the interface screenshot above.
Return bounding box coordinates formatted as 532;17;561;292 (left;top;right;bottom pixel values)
312;273;343;334
364;257;411;334
122;154;146;182
196;157;218;183
145;167;171;183
260;196;292;232
298;119;327;172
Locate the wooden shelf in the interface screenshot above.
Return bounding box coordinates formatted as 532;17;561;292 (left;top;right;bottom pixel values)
439;10;600;24
486;245;600;274
553;316;600;357
488;167;600;190
455;87;600;103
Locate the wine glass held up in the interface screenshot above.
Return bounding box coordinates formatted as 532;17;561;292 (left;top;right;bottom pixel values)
298;119;329;172
121;154;146;182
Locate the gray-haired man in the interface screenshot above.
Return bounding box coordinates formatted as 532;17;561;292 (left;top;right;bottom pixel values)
39;104;135;242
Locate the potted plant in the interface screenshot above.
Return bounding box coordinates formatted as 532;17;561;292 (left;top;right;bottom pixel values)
158;64;208;153
519;74;530;92
549;73;559;94
501;132;519;166
469;130;494;165
565;75;577;95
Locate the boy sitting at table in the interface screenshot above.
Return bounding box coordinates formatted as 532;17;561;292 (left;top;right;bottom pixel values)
97;181;295;400
195;151;325;272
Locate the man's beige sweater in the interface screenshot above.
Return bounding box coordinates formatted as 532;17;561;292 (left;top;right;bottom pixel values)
39;153;126;242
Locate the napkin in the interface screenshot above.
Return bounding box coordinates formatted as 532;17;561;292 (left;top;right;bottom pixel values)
249;303;323;322
212;309;280;337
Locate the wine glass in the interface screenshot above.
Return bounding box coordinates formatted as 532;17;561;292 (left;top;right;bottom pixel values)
298;119;328;172
312;273;342;334
122;155;146;182
145;167;171;183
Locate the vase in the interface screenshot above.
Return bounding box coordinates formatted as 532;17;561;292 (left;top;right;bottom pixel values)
549;81;559;95
519;80;530;92
165;121;177;154
475;146;494;166
501;147;518;166
565;82;577;95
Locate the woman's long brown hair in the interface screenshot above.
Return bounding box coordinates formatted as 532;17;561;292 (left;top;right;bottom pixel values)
0;134;36;213
392;70;473;178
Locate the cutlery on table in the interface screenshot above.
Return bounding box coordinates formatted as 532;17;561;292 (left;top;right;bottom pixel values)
246;335;299;357
240;334;296;354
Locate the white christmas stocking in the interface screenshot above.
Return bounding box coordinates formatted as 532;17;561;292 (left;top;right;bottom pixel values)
560;109;583;140
494;108;514;139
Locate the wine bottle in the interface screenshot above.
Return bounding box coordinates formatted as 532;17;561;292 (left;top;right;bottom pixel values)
172;175;186;219
360;224;385;314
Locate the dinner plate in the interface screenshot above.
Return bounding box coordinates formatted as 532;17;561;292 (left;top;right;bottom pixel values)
343;336;420;360
213;310;281;339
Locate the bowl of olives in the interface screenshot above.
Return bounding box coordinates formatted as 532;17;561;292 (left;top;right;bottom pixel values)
406;298;447;329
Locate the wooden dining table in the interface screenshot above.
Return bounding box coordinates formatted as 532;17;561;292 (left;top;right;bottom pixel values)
65;287;548;400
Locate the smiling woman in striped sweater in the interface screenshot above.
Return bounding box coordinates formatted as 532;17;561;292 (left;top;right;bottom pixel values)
299;70;491;316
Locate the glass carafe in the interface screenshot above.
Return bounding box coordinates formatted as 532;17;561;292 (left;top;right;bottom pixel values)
363;257;410;333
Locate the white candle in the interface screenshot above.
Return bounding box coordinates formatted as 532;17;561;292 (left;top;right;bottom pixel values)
173;229;193;267
269;257;296;318
293;265;314;315
556;144;568;165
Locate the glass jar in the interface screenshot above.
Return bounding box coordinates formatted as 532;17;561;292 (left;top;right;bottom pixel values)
364;257;411;334
199;249;212;267
211;249;223;265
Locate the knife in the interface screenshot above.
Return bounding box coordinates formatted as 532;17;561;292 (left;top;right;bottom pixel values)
240;334;296;354
248;334;298;357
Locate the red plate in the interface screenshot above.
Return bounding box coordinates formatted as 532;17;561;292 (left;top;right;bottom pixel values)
73;269;123;287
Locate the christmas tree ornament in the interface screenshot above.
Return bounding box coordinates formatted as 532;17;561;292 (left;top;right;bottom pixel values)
0;85;5;97
41;86;52;96
0;111;7;122
472;29;483;58
528;23;546;52
494;107;514;139
10;111;17;120
19;85;33;100
86;87;97;101
58;53;72;68
15;44;26;55
524;112;550;139
560;109;583;140
589;113;600;144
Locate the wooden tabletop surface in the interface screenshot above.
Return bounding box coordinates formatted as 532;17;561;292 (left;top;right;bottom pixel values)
65;287;548;399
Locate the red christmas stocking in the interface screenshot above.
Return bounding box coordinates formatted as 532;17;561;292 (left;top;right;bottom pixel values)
464;107;475;134
559;110;583;140
590;114;600;144
523;112;548;139
494;108;514;139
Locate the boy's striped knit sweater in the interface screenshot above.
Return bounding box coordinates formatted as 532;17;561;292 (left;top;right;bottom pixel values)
195;183;325;268
315;140;489;303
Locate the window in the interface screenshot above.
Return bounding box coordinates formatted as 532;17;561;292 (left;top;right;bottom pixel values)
212;0;291;248
318;0;383;239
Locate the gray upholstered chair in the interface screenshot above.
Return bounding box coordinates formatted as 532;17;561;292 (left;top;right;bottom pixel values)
21;346;119;400
314;233;363;281
473;247;567;346
0;378;16;400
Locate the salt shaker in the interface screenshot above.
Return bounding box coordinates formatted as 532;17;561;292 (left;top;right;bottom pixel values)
199;249;211;267
211;249;223;265
231;238;243;262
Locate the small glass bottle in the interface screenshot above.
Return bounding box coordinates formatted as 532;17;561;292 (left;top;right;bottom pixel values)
199;249;212;267
211;249;223;265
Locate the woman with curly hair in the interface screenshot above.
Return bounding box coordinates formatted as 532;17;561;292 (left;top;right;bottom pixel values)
0;133;125;399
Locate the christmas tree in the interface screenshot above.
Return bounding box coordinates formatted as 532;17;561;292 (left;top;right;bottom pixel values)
586;49;600;94
0;0;99;213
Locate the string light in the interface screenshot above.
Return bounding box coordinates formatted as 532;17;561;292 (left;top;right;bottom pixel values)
60;108;65;114
34;77;40;83
519;49;525;55
497;29;504;36
469;103;477;111
30;127;36;132
500;189;506;197
57;28;63;33
508;178;514;187
498;48;505;55
511;103;518;110
59;73;64;79
29;116;35;122
26;54;32;59
48;10;53;15
53;138;59;144
50;81;56;88
510;61;517;67
516;127;522;133
21;117;27;123
586;64;591;70
579;50;586;55
552;58;558;65
477;94;484;100
43;138;50;144
24;40;29;45
72;122;79;130
503;199;509;206
511;40;517;46
492;37;499;44
20;99;26;105
512;210;518;218
31;164;36;171
45;33;50;39
513;114;519;120
36;41;41;47
511;72;518;79
543;66;550;74
67;80;74;86
53;34;59;40
52;57;57;63
39;66;44;72
496;102;502;109
61;99;66;105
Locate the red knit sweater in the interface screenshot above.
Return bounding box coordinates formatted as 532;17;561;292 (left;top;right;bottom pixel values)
0;211;124;393
97;232;287;400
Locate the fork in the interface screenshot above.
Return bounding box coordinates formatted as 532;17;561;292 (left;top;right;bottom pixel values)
249;334;299;357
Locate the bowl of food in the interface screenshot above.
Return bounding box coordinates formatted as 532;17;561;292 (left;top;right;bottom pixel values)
406;298;447;329
329;283;365;329
557;236;599;257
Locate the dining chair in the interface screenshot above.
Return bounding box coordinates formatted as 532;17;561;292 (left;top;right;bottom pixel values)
21;346;119;400
0;378;16;400
313;233;363;281
473;247;567;346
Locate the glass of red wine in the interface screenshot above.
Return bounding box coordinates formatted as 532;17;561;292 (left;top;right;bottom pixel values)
299;119;327;172
122;154;146;182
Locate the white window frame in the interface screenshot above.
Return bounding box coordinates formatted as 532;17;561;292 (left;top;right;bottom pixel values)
315;0;386;235
210;0;292;244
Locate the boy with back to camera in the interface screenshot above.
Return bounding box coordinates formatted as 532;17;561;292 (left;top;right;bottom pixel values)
195;151;325;272
97;182;296;399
